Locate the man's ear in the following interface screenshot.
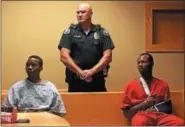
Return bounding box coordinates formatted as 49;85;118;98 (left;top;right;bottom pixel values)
150;63;154;69
40;67;43;71
90;11;93;17
151;62;154;67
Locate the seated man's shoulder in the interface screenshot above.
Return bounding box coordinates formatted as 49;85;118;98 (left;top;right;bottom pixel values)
154;77;169;87
127;78;139;85
11;80;27;89
124;78;139;89
43;80;55;86
42;80;58;90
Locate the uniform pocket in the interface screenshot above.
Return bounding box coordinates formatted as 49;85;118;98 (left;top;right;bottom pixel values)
92;40;102;51
92;40;101;46
71;36;84;48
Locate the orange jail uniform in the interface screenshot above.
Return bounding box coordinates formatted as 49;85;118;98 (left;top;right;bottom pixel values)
120;77;184;126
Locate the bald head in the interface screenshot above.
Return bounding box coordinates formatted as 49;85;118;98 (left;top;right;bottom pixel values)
76;3;93;24
78;3;92;12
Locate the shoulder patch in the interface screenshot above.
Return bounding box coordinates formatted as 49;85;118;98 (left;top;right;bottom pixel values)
70;23;77;29
95;24;101;30
103;29;110;36
63;28;70;34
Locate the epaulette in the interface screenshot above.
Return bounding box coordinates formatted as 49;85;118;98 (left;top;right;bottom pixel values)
70;23;78;29
95;24;102;31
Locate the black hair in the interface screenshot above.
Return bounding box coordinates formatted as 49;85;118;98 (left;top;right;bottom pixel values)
28;55;43;67
139;52;154;66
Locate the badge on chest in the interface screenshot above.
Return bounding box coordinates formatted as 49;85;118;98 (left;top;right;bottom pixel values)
94;32;100;39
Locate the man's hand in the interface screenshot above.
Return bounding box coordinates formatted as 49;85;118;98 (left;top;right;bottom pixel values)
144;96;156;107
79;69;95;82
83;69;94;82
78;69;94;82
85;77;93;82
78;70;86;80
83;69;94;77
145;106;158;112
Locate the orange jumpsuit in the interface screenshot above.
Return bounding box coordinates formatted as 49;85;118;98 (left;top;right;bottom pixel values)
121;77;184;126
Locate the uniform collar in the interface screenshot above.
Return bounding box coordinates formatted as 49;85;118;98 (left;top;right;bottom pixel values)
76;23;97;32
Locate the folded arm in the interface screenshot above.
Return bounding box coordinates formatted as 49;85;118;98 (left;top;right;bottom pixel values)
91;49;112;74
60;48;84;77
122;96;155;121
83;49;112;79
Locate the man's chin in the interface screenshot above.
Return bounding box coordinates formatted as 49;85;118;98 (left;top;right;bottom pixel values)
139;70;147;76
78;20;86;23
27;73;35;77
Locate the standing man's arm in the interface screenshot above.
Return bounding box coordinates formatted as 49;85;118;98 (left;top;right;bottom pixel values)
60;48;84;77
58;28;85;79
84;29;115;77
90;49;112;75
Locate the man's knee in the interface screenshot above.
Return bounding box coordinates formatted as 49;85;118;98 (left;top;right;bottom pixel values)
175;118;185;126
159;114;185;126
132;118;147;126
131;114;152;126
167;118;185;126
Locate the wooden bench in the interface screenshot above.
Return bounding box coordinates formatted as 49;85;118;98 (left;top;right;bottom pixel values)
62;92;129;126
1;91;184;126
61;91;184;126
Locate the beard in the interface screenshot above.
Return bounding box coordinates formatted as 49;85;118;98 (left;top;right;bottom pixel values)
139;68;152;77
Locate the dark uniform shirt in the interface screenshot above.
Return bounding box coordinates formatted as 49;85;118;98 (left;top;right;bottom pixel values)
58;23;115;82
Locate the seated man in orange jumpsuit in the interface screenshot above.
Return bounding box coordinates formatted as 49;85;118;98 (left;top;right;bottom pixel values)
120;53;184;126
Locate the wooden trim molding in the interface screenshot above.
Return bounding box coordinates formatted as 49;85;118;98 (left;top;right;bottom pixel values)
145;1;185;52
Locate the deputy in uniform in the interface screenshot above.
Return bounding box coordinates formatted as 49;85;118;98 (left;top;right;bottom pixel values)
58;3;115;92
